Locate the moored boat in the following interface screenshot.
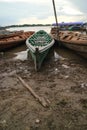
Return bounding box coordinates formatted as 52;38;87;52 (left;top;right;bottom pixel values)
0;31;35;51
26;30;55;71
0;30;24;39
60;32;87;58
51;30;87;58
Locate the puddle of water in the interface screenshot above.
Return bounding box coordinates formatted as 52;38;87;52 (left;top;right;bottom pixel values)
0;43;86;66
54;47;81;60
14;48;63;61
0;44;27;60
12;45;86;62
14;50;28;61
54;51;63;61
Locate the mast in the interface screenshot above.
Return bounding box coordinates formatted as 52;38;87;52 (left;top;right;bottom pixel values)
52;0;60;40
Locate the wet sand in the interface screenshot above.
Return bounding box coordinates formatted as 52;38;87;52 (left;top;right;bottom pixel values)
0;44;87;130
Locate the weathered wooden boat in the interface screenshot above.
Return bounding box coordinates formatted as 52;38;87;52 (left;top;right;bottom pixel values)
51;30;87;58
0;30;24;39
0;31;35;51
26;30;55;71
60;32;87;58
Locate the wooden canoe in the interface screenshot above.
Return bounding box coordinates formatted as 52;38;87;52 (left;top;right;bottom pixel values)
51;30;87;58
26;30;54;71
0;30;24;39
0;31;35;51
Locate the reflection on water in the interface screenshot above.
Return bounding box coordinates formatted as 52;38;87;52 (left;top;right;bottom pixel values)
14;50;28;61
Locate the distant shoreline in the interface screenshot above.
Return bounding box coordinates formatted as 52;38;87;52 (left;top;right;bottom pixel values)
0;24;51;30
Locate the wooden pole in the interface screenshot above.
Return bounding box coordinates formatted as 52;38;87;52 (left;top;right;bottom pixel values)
52;0;60;41
17;75;50;107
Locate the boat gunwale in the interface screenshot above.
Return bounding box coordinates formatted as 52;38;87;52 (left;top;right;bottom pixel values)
26;30;55;53
26;38;54;53
60;39;87;46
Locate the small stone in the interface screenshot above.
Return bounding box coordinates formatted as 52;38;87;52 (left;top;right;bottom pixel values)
64;75;69;79
35;119;40;124
0;120;7;127
62;64;70;69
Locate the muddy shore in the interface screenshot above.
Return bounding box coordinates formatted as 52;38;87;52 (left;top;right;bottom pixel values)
0;46;87;130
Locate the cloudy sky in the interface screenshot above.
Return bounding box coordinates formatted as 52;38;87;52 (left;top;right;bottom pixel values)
0;0;87;26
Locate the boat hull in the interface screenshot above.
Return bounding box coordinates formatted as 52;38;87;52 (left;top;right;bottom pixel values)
0;31;34;51
0;39;25;51
50;30;87;58
29;47;50;71
26;30;54;71
61;41;87;58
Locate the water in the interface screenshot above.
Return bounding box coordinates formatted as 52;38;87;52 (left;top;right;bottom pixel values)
7;26;51;33
14;50;28;61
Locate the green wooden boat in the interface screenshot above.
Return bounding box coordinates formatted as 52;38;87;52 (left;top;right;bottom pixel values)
26;30;54;71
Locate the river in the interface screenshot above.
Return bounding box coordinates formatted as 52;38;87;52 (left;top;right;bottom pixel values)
7;26;51;33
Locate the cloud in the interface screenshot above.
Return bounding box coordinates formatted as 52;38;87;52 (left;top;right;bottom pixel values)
0;0;50;3
59;6;83;16
16;14;86;25
70;0;87;12
55;0;84;16
17;16;55;25
0;0;47;1
0;0;87;26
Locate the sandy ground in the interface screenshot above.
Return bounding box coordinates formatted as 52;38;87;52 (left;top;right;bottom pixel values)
0;46;87;130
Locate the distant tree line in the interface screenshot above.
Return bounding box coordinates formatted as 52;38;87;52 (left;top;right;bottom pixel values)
0;24;51;29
